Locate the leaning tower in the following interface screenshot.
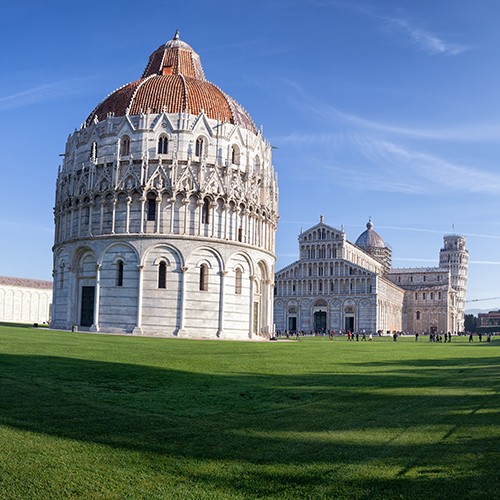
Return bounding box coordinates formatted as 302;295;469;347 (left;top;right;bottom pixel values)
439;235;468;332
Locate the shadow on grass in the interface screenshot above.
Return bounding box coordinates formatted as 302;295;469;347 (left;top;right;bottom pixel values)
1;351;500;498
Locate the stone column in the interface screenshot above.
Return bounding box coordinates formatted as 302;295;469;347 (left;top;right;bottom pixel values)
169;197;176;233
210;202;217;238
196;200;204;236
183;198;189;235
78;204;82;238
125;196;132;233
244;211;249;244
249;274;256;339
156;195;162;234
132;265;144;335
178;266;189;335
99;200;106;235
50;269;57;327
69;207;76;239
111;198;117;234
90;264;102;332
88;201;95;236
223;205;228;239
140;196;146;234
218;270;228;338
67;266;78;327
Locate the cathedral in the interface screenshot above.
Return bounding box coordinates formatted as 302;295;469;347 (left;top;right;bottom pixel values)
274;218;468;335
51;32;278;339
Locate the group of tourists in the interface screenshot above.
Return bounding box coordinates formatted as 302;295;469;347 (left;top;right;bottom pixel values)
346;331;372;341
468;332;492;342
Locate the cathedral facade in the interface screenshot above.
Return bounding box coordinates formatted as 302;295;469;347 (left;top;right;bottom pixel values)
274;219;468;335
51;33;278;340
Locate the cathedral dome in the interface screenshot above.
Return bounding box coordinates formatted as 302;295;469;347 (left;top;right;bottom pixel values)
355;220;385;248
85;31;257;133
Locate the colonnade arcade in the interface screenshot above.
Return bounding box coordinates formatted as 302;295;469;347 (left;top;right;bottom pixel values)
52;241;273;338
276;277;373;296
55;190;276;253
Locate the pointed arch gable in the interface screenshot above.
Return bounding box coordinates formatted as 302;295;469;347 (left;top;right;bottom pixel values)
191;114;214;137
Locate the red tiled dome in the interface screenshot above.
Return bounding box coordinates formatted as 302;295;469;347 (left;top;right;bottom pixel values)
86;32;257;133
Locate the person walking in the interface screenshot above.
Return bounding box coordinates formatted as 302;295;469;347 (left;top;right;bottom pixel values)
469;332;474;342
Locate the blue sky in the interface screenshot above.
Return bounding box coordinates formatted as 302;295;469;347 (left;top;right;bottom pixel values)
1;0;499;312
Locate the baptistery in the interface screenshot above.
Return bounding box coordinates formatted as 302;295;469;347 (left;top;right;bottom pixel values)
51;32;279;339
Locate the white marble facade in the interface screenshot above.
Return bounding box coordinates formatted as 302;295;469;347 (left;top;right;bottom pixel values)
274;219;468;335
0;276;52;324
51;35;278;340
274;219;404;334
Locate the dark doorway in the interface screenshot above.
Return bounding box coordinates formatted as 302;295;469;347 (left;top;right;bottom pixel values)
288;317;297;331
345;317;354;332
81;286;95;327
314;311;327;331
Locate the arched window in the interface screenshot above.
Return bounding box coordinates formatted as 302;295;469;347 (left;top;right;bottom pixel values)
235;268;242;294
195;137;204;157
231;145;239;165
147;196;156;221
158;261;166;289
202;198;210;224
200;264;208;291
116;260;124;286
157;136;168;154
121;137;130;156
416;311;421;320
238;227;243;242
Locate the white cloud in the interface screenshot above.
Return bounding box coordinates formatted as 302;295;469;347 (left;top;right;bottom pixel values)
0;78;91;112
383;17;468;56
318;1;469;56
359;139;500;194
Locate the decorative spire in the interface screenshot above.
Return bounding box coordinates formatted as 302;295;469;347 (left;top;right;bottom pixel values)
174;30;180;40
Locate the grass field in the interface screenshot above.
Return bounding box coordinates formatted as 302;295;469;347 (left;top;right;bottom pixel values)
0;326;499;499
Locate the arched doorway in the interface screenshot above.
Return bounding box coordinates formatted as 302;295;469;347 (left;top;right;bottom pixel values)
313;299;328;332
344;305;355;332
314;310;326;331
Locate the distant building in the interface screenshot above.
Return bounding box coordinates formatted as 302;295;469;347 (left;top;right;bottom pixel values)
477;311;500;331
274;218;468;334
0;276;52;324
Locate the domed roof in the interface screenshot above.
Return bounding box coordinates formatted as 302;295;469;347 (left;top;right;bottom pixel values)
355;220;386;248
85;31;257;134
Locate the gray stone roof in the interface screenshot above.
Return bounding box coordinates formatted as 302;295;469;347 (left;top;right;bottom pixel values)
0;276;52;290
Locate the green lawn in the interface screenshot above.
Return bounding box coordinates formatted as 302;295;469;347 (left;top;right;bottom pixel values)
0;326;499;499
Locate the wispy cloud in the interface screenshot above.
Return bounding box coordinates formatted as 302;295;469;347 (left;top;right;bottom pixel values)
382;17;468;56
0;220;53;233
317;1;468;55
276;79;500;143
0;78;92;112
357;138;500;194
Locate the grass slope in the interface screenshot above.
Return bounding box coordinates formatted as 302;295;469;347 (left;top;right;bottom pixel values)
0;327;499;499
